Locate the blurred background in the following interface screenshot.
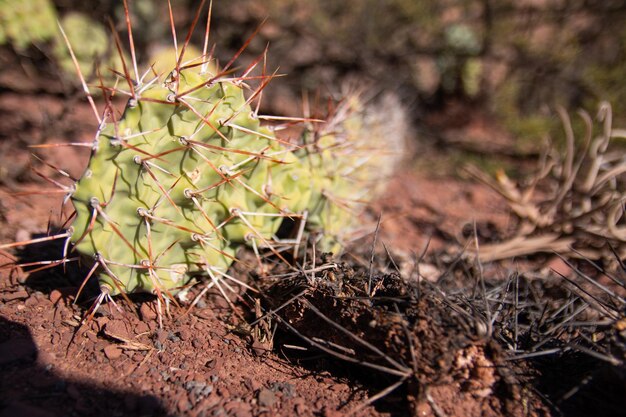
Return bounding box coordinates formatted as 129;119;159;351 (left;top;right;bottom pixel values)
2;0;626;168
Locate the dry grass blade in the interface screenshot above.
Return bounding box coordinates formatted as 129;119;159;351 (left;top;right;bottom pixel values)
271;313;411;378
302;299;411;373
103;327;151;351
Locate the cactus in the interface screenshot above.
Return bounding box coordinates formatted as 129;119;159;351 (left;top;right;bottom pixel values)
2;3;405;306
69;60;405;298
70;59;313;296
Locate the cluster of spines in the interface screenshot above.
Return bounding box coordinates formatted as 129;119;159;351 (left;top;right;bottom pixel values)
70;59;313;295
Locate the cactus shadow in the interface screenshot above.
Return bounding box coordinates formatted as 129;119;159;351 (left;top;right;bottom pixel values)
0;316;173;417
15;234;165;308
14;233;100;301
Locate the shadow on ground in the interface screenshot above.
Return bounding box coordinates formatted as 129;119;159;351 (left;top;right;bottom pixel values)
0;316;173;417
14;234;98;298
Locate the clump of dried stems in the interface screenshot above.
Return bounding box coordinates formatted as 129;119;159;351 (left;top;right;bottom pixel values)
468;102;626;264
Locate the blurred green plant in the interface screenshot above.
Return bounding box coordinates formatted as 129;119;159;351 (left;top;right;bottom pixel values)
0;0;58;50
0;0;124;83
6;0;626;150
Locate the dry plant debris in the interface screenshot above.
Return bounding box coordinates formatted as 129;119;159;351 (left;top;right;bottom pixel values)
468;103;626;263
252;251;626;416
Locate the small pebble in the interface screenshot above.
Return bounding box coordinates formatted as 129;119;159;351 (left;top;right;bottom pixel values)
49;289;63;304
15;229;31;244
95;317;109;332
258;388;276;408
134;321;150;335
140;303;158;321
178;329;191;341
293;398;308;414
105;319;130;338
1;290;29;302
103;345;122;360
177;396;191;413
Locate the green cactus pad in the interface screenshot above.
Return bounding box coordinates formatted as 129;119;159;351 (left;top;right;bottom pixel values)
70;65;309;295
